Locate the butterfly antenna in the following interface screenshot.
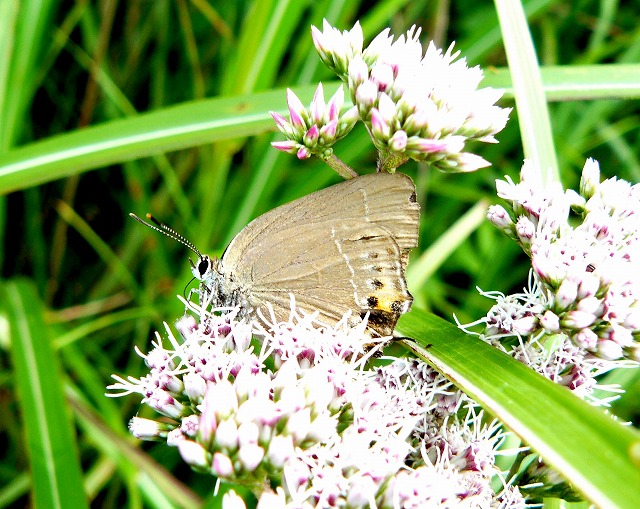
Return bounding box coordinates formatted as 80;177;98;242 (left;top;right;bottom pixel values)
129;213;204;258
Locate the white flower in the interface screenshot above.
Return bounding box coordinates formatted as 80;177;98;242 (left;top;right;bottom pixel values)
238;442;265;471
222;490;246;509
177;440;209;469
112;287;517;506
128;417;170;440
279;20;511;173
311;19;364;76
488;159;640;360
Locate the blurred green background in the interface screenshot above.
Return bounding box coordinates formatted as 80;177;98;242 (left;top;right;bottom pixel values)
0;0;639;507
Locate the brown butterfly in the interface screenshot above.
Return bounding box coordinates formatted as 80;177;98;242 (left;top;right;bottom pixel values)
133;172;419;336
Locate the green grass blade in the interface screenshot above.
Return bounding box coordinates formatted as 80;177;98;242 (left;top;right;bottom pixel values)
482;64;640;100
406;199;488;290
0;85;320;195
396;308;640;509
495;0;559;184
0;0;19;145
1;279;88;509
0;0;59;149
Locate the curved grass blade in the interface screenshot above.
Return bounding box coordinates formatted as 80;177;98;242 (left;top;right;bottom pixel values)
1;279;88;509
0;84;322;195
397;308;640;509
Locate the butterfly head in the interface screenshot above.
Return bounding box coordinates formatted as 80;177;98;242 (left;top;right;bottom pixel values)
189;254;219;283
130;212;216;280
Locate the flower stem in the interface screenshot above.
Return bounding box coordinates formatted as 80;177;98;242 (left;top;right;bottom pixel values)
321;154;359;179
377;150;409;173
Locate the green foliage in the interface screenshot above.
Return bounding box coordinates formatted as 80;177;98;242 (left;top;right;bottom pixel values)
0;1;638;507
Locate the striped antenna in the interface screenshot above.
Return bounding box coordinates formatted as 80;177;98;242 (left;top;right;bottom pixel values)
129;213;203;258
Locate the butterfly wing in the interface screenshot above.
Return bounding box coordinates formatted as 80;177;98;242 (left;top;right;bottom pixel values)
221;173;419;334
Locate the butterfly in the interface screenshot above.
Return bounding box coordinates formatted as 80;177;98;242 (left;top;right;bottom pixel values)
132;172;419;336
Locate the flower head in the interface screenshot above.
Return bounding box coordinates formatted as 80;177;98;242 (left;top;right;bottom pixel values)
274;21;510;175
109;292;518;507
478;158;640;369
309;21;511;172
270;84;358;160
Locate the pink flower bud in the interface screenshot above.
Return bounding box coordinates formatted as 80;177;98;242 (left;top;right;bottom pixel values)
237;421;260;447
410;138;447;153
213;452;234;477
149;390;184;419
355;81;378;110
390;130;408;151
597;339;623;360
215;418;239;449
512;315;537;335
181;415;199;438
370;108;390;139
578;272;601;298
270;111;290;131
562;310;596;329
129;417;169;440
310;83;325;124
377;93;396;124
608;325;634;347
540;310;560;332
320;118;338;139
177;440;209;469
487;205;513;230
297;146;311;159
303;124;319;145
198;383;218;444
184;372;207;403
574;328;598;349
555;278;579;310
327;85;345;120
577;296;603;316
310;25;325;52
515;217;535;243
453;152;490;172
286;88;307;129
271;140;299;154
348;56;369;89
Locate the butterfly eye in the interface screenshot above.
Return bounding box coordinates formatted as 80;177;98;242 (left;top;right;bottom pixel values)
197;256;211;278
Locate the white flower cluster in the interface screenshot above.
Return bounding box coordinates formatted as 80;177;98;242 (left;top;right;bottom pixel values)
484;158;640;363
109;298;520;508
273;21;511;174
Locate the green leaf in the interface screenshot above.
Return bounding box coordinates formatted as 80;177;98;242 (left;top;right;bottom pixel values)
495;0;559;184
482;64;640;101
0;85;322;195
396;308;640;509
1;279;88;509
